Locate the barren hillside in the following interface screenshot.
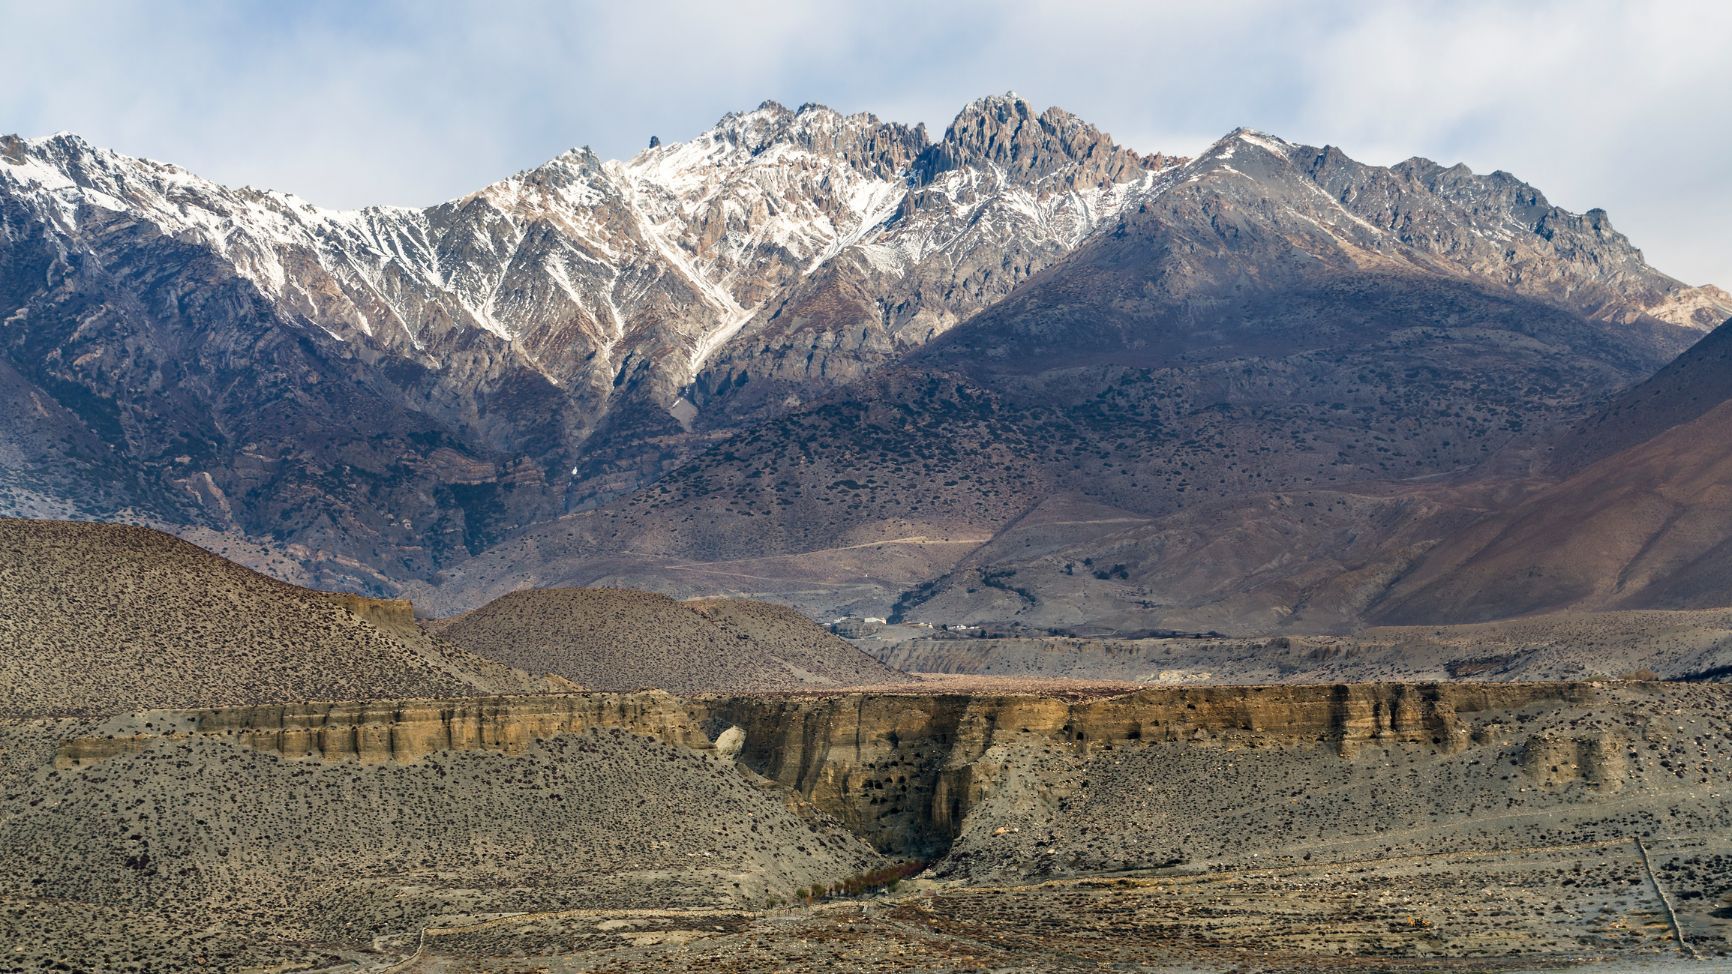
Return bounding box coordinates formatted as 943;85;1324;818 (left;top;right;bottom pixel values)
0;719;882;971
1377;329;1732;623
435;587;905;693
0;519;542;716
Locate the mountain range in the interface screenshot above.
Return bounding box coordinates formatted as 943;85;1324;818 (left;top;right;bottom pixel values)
4;92;1730;631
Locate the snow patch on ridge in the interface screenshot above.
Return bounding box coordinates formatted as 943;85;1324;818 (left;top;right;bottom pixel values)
5;112;1426;410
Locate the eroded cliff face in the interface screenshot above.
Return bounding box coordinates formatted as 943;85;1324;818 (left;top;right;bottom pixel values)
22;681;1732;972
54;682;1609;859
688;683;1587;857
55;691;707;768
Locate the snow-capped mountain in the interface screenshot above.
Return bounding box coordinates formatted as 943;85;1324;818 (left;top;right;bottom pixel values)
423;125;1731;626
5;94;1718;431
1;94;1726;593
0;95;1167;430
682;96;1172;422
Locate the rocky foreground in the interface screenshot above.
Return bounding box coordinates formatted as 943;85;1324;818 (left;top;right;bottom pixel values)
4;680;1728;971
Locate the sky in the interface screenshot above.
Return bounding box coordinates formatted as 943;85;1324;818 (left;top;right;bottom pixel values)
2;0;1728;286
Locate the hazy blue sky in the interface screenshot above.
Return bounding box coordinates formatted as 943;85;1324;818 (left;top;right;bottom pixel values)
3;0;1728;286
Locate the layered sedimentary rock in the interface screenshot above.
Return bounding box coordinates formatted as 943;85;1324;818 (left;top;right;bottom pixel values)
53;681;1667;864
691;683;1584;855
56;691;707;768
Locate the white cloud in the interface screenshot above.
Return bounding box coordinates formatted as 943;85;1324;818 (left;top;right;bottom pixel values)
1286;0;1732;286
0;0;1727;285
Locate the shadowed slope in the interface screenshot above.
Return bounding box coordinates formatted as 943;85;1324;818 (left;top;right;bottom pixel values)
1374;317;1732;622
1375;394;1732;622
1549;316;1732;473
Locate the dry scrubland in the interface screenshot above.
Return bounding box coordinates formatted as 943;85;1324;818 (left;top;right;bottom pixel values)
0;519;550;717
4;683;1729;971
2;518;1731;971
0;724;881;972
0;520;902;718
435;587;904;693
873;606;1732;684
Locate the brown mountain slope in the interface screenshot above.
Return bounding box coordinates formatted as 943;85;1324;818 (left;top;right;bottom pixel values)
885;485;1502;635
413;371;1049;617
422;133;1699;631
1374;392;1732;622
434;588;905;693
0;518;541;716
1548;316;1732;473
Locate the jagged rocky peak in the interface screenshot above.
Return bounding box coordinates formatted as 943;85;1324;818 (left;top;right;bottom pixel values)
535;144;607;174
663;100;929;181
475;145;615;208
2;131;277;209
1313;149;1628;257
916;91;1166;189
1388;157;1558;228
0;132;158;206
1215;126;1298;154
1277;141;1729;329
0;131;102;177
1174;127;1302;183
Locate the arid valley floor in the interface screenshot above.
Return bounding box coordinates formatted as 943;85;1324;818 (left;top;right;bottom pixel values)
4;520;1731;972
8;13;1732;971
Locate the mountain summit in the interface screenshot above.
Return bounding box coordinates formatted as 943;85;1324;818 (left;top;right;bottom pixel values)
1;98;1726;600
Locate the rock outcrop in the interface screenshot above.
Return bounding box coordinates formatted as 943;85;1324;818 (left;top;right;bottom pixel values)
56;691;708;768
47;681;1709;868
691;682;1583;856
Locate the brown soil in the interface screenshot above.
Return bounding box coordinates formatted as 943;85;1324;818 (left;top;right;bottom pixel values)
435;587;906;693
0;518;542;717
